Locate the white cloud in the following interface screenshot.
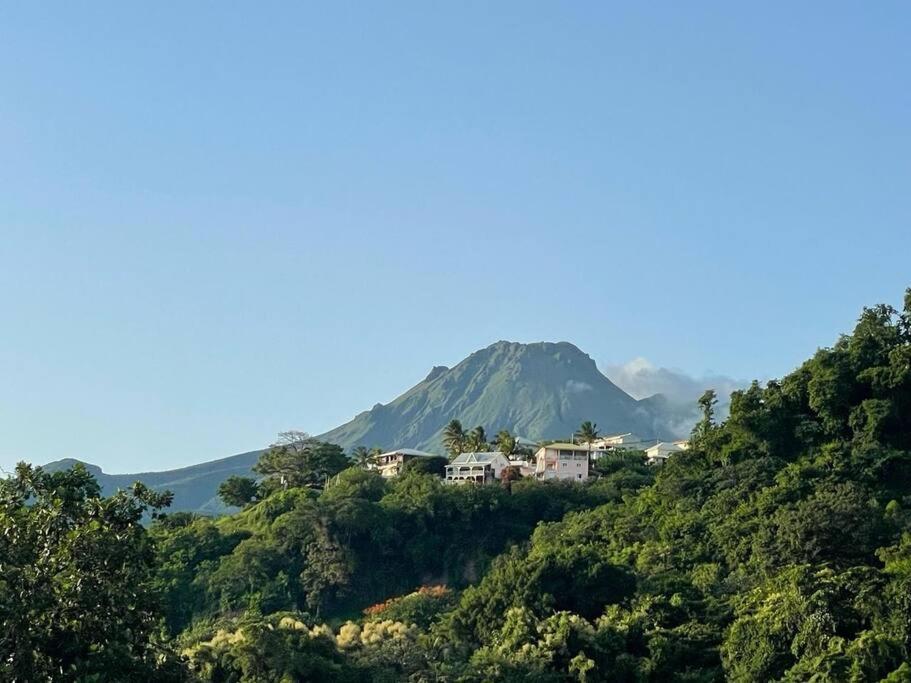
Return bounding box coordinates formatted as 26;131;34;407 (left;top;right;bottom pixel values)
603;357;745;404
604;358;749;439
565;380;593;394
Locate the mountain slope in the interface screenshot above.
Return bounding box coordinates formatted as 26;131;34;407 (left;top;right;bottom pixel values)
319;340;674;452
43;450;263;514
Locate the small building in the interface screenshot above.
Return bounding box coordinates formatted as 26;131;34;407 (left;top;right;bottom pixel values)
370;449;440;478
534;443;591;482
591;433;648;451
644;441;684;465
506;458;536;478
445;451;511;484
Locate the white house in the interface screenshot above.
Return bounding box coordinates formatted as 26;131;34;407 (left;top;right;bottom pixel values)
534;443;591;482
644;442;684;465
370;448;440;478
591;433;648;451
445;451;512;484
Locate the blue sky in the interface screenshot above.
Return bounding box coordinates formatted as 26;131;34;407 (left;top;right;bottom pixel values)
1;3;908;473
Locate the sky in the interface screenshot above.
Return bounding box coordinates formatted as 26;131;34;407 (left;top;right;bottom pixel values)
1;3;909;473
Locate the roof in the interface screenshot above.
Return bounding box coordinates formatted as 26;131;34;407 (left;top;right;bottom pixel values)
537;442;592;451
595;433;648;443
374;448;439;459
448;451;507;465
645;442;684;454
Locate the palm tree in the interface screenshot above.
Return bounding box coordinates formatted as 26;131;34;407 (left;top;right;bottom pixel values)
350;446;372;469
576;421;599;461
496;429;517;458
466;425;488;452
443;419;467;458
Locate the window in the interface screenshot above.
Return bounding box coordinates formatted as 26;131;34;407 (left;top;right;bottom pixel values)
577;474;582;479
562;462;567;468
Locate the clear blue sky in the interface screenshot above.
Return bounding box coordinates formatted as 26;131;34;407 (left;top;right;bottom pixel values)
1;3;908;473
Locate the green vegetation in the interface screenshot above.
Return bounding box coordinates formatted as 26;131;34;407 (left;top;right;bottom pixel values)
443;419;467;458
0;464;184;681
3;290;911;681
496;429;518;458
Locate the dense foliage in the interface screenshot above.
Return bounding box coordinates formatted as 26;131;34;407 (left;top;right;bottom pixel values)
3;290;911;681
0;464;182;681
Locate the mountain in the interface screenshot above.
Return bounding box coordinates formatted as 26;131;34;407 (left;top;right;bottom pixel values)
41;341;687;513
321;341;678;452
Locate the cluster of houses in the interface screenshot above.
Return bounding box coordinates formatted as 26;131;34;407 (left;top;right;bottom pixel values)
368;433;689;485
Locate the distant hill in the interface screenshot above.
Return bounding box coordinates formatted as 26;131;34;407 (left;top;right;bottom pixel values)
43;450;263;515
41;340;690;513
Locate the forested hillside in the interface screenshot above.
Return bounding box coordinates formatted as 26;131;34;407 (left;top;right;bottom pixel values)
3;291;911;681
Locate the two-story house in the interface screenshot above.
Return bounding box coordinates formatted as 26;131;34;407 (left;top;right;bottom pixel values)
444;451;511;484
534;443;591;482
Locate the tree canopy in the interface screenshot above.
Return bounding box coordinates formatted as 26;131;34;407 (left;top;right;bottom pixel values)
0;463;182;681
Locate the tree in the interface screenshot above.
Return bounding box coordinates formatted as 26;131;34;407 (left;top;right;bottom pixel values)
0;463;183;681
350;446;374;469
443;420;467;458
500;465;522;490
218;476;260;508
254;432;349;490
575;421;599;458
496;429;518;458
300;521;353;618
466;425;488;452
692;389;718;446
402;456;448;477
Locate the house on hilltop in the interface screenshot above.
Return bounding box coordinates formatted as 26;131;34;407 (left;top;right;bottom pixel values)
370;449;440;478
591;433;649;452
534;443;591;482
644;441;684;465
445;451;511;484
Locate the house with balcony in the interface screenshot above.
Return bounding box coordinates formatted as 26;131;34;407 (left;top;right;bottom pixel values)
534;443;591;482
591;433;649;452
370;448;440;478
445;451;511;484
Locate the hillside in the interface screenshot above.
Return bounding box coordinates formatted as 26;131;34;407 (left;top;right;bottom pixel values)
17;293;911;680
